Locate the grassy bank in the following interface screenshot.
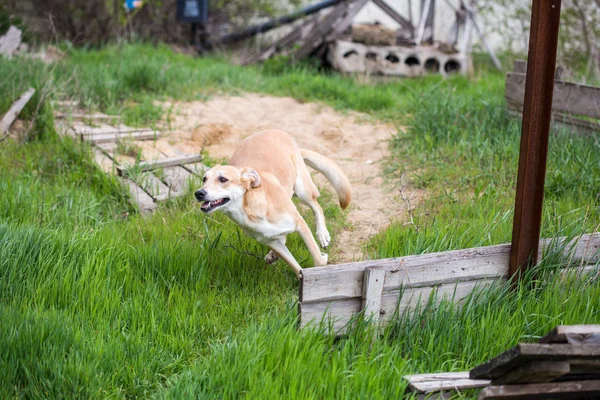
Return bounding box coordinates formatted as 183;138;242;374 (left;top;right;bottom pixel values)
0;44;599;398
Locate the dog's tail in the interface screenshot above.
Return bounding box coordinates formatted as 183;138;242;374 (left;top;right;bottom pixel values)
300;149;351;209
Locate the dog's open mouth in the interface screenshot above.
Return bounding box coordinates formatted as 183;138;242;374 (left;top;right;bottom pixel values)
201;197;230;212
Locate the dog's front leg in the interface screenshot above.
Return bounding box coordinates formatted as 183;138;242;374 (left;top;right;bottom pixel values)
266;238;303;278
295;216;328;266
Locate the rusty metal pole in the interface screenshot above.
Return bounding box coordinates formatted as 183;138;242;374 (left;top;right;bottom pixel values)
509;0;562;280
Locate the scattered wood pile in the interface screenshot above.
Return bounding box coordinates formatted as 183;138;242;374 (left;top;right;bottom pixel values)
405;325;600;399
54;102;206;214
224;0;502;77
506;60;600;135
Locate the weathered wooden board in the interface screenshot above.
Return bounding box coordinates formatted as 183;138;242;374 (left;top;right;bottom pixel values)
123;178;156;213
470;344;600;380
161;166;195;194
539;325;600;345
299;233;600;330
135;172;171;201
301;233;600;303
294;2;350;59
0;88;36;134
404;371;490;394
183;162;209;177
491;361;570;385
84;131;161;144
513;59;563;79
93;149;116;174
361;267;386;321
72;122;158;136
505;72;600;119
478;380;600;399
507;108;600;135
54;112;121;121
117;154;203;176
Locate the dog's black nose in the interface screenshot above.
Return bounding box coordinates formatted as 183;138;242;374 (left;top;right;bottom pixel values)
195;189;207;201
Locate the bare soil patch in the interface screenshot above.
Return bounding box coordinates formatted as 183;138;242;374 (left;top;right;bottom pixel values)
148;93;424;262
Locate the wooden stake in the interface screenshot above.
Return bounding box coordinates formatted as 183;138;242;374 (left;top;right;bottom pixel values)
509;0;562;280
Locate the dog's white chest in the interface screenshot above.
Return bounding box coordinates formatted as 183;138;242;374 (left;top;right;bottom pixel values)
225;210;296;243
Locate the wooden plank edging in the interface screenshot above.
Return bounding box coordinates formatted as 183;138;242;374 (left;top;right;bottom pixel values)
116;154;203;176
404;371;491;394
0;88;36;134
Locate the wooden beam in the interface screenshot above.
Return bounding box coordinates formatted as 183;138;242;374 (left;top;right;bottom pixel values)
470;343;600;380
0;88;36;134
539;325;600;344
371;0;414;31
505;73;600;120
83;131;161;144
478;380;600;399
509;0;562;280
404;371;490;394
116;154;203;176
361;267;385;322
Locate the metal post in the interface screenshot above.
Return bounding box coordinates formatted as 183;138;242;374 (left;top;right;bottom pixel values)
509;0;562;280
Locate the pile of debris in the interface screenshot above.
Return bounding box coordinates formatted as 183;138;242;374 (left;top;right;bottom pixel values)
216;0;501;77
0;25;66;63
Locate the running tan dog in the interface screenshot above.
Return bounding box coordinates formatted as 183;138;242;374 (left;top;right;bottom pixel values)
194;129;351;277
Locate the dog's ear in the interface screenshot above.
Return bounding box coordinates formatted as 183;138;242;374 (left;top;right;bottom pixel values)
241;167;261;189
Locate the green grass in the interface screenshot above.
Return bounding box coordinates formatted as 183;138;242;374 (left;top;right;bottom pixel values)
0;44;599;399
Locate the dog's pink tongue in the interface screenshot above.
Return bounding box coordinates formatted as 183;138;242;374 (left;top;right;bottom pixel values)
202;201;211;209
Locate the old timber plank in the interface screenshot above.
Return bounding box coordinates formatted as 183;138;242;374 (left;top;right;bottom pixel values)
0;88;36;134
116;154;203;176
491;361;570;384
161;166;195;194
470;344;600;380
84;131;161;144
123;178;156;213
404;371;490;394
478;380;600;400
505;72;600;119
361;267;386;322
135;172;171;201
72;122;157;136
539;325;600;345
93;148;116;174
300;233;600;303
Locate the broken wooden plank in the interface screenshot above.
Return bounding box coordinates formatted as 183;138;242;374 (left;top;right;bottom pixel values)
294;2;350;59
123;177;157;213
161;166;195;194
93;148;116;174
404;371;490;394
116;154;203;176
0;88;36;134
361;267;386;322
478;380;600;400
300;233;600;304
470;344;600;380
491;361;570;385
54;112;122;121
372;0;413;31
506;108;600;135
135;172;171;201
183;162;209;177
72;122;157;136
505;72;600;120
84;131;161;144
539;325;600;345
0;26;22;58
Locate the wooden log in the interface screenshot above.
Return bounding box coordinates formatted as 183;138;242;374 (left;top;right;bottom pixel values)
404;371;490;393
505;72;600;120
539;325;600;344
491;361;570;384
470;344;600;380
361;267;386;322
300;233;600;303
116;155;203;176
84;131;161;144
478;380;600;400
0;88;36;134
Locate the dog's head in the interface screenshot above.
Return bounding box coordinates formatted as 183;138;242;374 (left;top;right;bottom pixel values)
194;165;261;214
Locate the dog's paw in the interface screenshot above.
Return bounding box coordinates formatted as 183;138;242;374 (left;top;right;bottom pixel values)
265;250;279;265
317;229;331;248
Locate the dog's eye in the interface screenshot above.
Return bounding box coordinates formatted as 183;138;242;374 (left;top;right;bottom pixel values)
202;176;207;183
218;176;228;183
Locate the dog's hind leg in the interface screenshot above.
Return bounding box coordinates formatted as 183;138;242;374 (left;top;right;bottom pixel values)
294;167;331;248
267;238;303;278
